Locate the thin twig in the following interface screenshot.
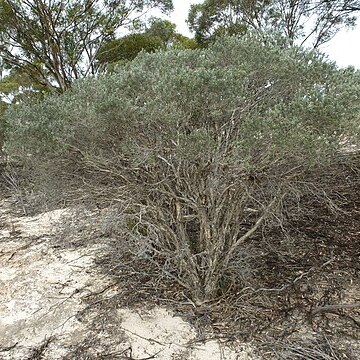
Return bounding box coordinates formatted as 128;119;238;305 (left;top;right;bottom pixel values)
311;303;360;316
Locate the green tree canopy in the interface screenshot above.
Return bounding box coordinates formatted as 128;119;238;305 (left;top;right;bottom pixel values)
188;0;360;47
145;17;199;49
97;18;198;68
96;33;164;66
0;0;173;93
146;17;199;49
146;17;177;45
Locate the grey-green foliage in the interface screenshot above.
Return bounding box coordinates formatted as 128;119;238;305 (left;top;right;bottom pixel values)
6;35;359;160
0;99;7;148
5;35;360;301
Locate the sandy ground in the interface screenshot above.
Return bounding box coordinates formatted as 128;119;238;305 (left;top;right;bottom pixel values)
0;200;255;359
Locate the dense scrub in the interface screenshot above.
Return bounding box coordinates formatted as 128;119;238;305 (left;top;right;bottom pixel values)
4;35;360;303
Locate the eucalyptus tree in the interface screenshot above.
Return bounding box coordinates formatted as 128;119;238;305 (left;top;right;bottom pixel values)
188;0;360;47
145;17;198;49
0;0;173;93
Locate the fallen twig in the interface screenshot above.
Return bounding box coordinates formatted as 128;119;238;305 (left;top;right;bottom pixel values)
0;342;18;352
100;346;162;359
84;282;118;299
311;303;360;316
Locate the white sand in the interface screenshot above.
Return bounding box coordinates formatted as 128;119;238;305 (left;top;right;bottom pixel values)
0;200;255;359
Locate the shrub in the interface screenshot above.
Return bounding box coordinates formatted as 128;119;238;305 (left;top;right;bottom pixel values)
0;100;8;149
5;35;360;303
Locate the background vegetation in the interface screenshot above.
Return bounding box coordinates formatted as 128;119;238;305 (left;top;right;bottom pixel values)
188;0;360;47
